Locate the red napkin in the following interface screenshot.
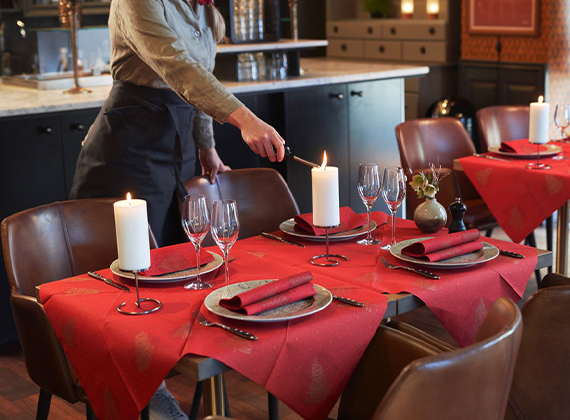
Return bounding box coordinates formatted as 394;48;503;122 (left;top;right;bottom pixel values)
499;138;547;153
141;243;214;276
401;229;483;262
294;207;367;236
219;271;316;315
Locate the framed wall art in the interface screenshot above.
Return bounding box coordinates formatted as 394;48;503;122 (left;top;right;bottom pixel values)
467;0;540;36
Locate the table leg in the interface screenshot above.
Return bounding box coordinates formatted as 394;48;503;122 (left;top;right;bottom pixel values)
556;201;569;275
202;374;226;417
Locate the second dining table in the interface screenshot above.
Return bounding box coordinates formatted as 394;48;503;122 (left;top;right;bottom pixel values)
37;212;550;420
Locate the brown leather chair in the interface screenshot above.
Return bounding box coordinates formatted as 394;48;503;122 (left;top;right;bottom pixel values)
395;117;497;233
1;198;158;420
476;105;530;153
183;168;300;247
504;272;570;420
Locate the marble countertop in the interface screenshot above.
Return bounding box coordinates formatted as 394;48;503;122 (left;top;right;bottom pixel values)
0;58;428;118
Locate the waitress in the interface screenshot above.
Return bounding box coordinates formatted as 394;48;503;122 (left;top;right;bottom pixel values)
70;0;285;247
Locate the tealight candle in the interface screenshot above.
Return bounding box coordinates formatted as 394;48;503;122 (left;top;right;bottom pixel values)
529;96;550;144
311;151;340;227
114;193;151;271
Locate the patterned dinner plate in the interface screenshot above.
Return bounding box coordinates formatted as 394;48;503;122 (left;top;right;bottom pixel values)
204;280;332;322
279;218;377;242
390;237;499;269
110;250;223;282
488;144;561;159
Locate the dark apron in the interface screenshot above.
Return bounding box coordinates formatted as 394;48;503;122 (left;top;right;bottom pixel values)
70;81;197;246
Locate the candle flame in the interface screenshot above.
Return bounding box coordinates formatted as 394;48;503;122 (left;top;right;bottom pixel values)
126;192;132;206
538;95;544;103
321;151;328;170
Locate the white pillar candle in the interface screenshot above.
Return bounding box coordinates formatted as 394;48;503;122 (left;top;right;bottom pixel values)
311;152;340;227
529;96;550;144
113;194;151;271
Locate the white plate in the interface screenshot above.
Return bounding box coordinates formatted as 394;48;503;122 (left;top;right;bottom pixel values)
204;280;332;322
279;218;378;242
390;237;499;269
488;144;561;159
110;250;223;282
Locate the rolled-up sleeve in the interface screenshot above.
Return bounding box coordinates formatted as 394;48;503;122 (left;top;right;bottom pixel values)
114;0;242;124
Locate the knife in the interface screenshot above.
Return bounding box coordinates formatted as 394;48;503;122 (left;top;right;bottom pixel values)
499;250;525;259
473;153;509;162
88;271;131;292
331;294;364;307
262;232;305;248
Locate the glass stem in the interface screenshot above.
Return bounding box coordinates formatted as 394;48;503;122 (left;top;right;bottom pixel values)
223;249;229;284
561;128;565;159
366;205;372;242
195;243;201;283
390;210;396;245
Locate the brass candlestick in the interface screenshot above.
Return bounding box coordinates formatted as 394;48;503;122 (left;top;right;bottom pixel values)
59;0;91;95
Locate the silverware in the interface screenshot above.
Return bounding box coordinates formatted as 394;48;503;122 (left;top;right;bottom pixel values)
499;250;525;259
88;271;130;292
473;153;509;162
262;232;305;248
331;294;364;307
379;257;440;280
192;310;258;341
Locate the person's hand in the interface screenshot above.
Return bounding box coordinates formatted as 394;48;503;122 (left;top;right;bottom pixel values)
226;106;285;162
198;147;231;184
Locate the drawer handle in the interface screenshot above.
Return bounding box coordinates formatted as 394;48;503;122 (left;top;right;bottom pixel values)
390;27;396;35
367;27;373;34
330;93;344;100
41;126;52;134
350;91;364;97
341;44;347;51
379;45;385;53
420;46;427;54
333;26;338;33
429;27;436;35
72;123;85;131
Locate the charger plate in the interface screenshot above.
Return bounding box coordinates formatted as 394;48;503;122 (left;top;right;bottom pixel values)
204;280;332;322
488;144;561;159
279;218;377;242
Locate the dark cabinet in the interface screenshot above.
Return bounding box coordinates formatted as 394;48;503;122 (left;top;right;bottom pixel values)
459;61;547;110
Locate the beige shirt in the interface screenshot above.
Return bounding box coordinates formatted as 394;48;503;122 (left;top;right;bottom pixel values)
109;0;243;149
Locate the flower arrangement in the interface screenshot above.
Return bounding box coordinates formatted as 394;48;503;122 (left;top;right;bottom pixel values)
409;162;449;199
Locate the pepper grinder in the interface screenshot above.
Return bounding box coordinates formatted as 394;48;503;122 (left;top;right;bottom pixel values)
448;197;467;234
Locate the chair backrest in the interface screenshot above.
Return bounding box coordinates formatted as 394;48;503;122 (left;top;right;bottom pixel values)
339;297;522;420
504;273;570;420
183;168;299;247
476;106;530;152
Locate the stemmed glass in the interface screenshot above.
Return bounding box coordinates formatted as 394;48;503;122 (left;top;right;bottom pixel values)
380;167;406;250
182;194;212;290
553;104;570;160
211;199;240;285
357;163;382;246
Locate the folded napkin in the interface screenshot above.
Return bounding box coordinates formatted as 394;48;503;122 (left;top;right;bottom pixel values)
401;229;483;262
219;271;316;315
141;243;215;277
294;207;367;236
499;138;547;154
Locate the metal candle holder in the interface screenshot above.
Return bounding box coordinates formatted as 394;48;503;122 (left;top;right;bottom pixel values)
117;269;162;315
526;143;551;170
59;0;91;95
310;225;349;267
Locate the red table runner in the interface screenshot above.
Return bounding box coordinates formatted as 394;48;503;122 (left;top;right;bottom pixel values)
459;142;570;243
38;212;539;420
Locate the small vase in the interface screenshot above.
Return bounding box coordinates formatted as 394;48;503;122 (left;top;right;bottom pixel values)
413;197;447;233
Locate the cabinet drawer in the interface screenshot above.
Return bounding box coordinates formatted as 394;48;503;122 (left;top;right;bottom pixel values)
364;40;402;61
327;21;383;39
384;20;446;40
402;41;446;62
327;39;364;59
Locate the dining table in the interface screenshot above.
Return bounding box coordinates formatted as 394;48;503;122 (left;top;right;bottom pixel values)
37;212;551;420
455;141;570;275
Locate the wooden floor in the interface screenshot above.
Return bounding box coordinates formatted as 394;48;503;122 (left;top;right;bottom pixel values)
0;222;556;420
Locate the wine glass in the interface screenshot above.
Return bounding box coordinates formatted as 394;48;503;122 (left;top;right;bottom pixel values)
356;163;382;246
211;199;240;285
380;167;406;250
182;194;212;290
553;104;570;160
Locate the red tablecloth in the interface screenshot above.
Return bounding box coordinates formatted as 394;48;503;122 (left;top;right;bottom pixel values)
459;142;570;243
38;212;539;420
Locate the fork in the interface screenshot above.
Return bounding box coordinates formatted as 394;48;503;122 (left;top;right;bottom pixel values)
379;256;440;280
192;310;258;341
